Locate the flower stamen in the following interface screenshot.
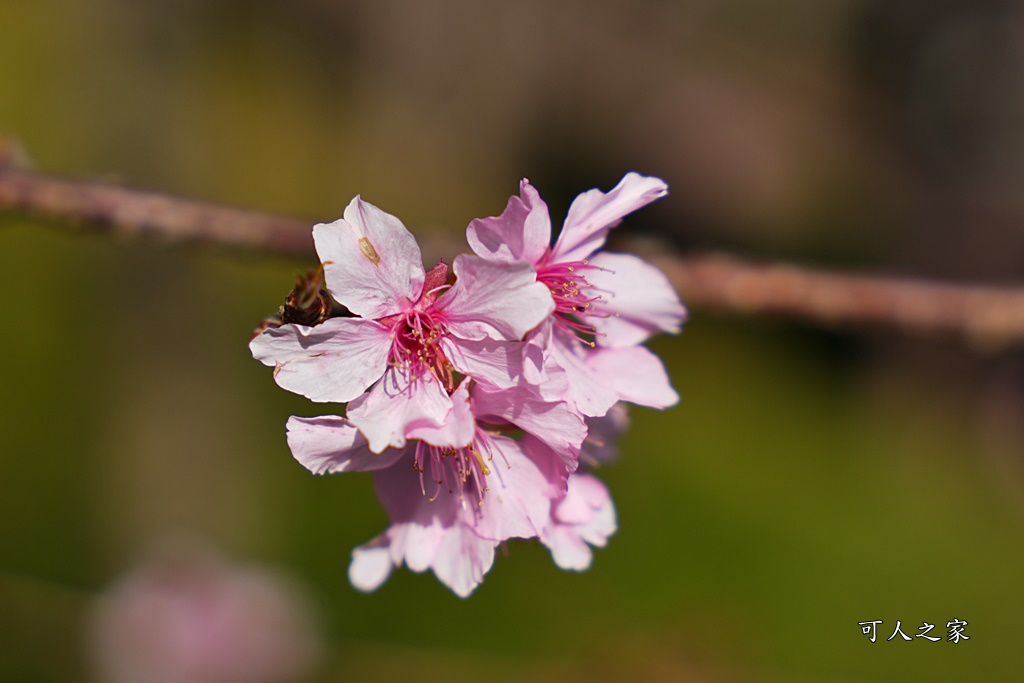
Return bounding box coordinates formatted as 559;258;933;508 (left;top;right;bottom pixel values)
385;309;457;393
536;259;612;344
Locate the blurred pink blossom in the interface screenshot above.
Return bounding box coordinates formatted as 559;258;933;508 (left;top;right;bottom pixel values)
89;543;323;683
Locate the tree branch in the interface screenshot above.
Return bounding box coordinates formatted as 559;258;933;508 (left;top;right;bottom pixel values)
0;165;314;258
639;244;1024;350
3;156;1024;350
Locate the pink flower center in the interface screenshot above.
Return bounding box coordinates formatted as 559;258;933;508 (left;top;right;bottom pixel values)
412;428;504;506
387;309;455;392
536;260;608;343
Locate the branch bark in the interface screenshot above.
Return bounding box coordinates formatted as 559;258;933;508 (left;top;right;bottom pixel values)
638;244;1024;350
3;159;1024;350
0;165;314;258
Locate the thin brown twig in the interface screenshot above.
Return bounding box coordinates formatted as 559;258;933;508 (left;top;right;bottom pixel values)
636;242;1024;351
3;158;1024;350
0;164;314;259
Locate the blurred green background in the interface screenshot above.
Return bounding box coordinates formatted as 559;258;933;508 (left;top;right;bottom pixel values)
3;1;1024;681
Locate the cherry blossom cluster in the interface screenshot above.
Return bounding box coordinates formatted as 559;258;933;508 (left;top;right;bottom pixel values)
250;173;685;597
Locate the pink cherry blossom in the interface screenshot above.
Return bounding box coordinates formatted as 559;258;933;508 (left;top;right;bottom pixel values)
467;174;686;416
249;179;686;597
287;379;585;597
251;196;554;452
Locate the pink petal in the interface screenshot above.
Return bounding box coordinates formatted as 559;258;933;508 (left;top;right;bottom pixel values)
387;519;449;573
547;336;678;414
586;251;687;348
440;337;526;390
547;331;620;417
346;368;452;453
543;526;593;571
349;514;496;598
541;473;617;571
313;196;425;320
373;465;456;571
518;433;572;499
470;436;554;542
373;464;495;593
286;416;405;474
420;260;450;304
470;384;584;472
519;322;572;403
522;323;550;387
550;173;668;264
348;538;394;592
581;403;630;466
249;318;392;403
435;254;554;341
428;522;497;598
406;378;474;449
577;497;616;548
466;179;551;266
554;472;610;524
374;457;458;527
586;345;679;409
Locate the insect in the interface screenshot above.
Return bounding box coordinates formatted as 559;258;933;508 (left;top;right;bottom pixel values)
250;263;350;340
